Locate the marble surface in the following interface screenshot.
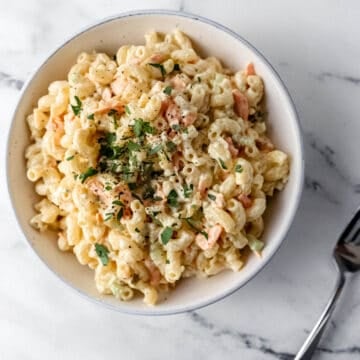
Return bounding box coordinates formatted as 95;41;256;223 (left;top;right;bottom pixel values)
1;0;360;359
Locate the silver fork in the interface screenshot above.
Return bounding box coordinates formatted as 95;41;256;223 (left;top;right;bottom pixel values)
295;207;360;359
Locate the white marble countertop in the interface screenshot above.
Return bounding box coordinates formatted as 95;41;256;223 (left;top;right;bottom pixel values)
1;0;360;359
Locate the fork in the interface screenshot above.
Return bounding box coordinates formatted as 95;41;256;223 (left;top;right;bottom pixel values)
295;208;360;359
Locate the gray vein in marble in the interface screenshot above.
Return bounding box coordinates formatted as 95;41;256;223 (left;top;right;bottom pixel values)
316;72;360;85
317;345;360;355
304;176;339;205
0;71;24;90
307;134;336;168
278;61;290;67
189;312;293;360
178;0;185;12
189;312;360;358
304;132;360;197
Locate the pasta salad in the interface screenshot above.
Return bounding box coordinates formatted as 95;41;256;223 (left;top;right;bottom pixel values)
25;30;289;305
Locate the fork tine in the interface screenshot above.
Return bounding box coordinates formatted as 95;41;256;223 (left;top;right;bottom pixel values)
338;207;360;245
350;227;360;245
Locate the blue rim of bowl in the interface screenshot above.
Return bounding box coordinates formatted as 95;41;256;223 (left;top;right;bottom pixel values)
6;9;305;316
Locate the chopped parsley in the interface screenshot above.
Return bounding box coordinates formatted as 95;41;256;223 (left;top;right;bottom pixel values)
66;155;74;161
167;190;180;207
201;231;209;239
127;141;141;152
161;226;173;245
167;189;179;208
112;200;124;206
208;193;216;201
149;143;162;155
135;228;140;233
105;185;112;191
148;63;166;77
125;105;131;115
235;164;243;173
171;124;188;134
183;183;193;198
173;63;180;71
149;211;162;226
163;86;172;95
143;185;155;199
106;132;116;144
116;207;124;221
104;213;114;221
133;118;155;137
218;158;228;170
71;96;82;116
165;141;177;152
87;113;95;120
184;217;208;239
108;109;119;129
95;243;109;266
78;167;98;183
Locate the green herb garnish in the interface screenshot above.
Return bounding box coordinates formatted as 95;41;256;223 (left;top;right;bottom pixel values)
127;141;141;152
78;167;98;183
66;155;74;161
173;63;180;71
165;141;177;152
148;63;166;77
143;186;155;200
183;217;208;239
163;86;172;95
171;124;188;134
95;243;109;266
87;113;94;120
71;96;82;116
125;105;131;115
149;212;162;226
116;207;124;221
106;132;116;144
112;200;124;206
183;183;193;198
218;158;228;170
149;143;162;155
108;109;119;129
200;231;208;239
133;118;155;137
104;213;114;221
235;164;243;173
208;194;216;201
167;189;178;208
161;226;173;245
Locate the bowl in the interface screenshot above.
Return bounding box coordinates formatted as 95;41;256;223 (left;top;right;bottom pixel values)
6;10;304;315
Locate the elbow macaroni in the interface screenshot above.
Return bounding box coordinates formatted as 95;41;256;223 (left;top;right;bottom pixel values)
25;30;289;305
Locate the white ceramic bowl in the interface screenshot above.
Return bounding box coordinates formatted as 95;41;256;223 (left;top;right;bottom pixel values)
6;10;304;315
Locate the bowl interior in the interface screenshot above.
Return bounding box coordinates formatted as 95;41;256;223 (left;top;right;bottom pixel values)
7;11;303;315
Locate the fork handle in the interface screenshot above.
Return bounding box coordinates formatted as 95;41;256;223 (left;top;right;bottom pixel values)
294;271;346;360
